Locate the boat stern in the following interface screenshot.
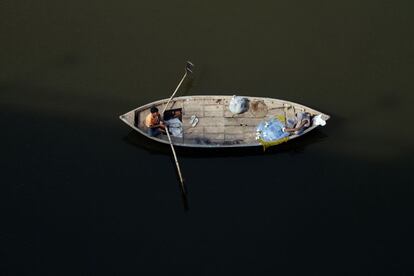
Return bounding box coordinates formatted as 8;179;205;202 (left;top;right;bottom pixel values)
119;109;137;129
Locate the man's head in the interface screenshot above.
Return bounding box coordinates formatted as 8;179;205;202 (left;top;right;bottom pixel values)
150;106;159;117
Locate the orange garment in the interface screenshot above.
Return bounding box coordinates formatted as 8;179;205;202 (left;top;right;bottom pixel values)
145;113;159;128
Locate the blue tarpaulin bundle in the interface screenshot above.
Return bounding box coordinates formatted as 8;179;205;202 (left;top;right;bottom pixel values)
256;118;289;142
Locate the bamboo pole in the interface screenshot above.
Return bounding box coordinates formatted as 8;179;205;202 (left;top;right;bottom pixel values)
162;61;193;194
165;127;186;193
162;72;188;115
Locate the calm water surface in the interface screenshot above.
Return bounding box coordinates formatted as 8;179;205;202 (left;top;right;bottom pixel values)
1;1;413;275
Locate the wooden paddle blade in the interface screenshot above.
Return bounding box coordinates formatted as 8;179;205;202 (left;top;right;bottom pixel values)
179;180;186;195
186;61;194;73
180;188;189;211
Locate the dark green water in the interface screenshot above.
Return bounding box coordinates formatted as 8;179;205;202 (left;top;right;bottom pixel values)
1;1;413;275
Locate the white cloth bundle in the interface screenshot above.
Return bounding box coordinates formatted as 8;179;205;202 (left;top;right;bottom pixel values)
312;114;326;126
229;95;249;114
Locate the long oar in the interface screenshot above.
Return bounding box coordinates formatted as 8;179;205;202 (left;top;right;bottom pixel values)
162;61;194;195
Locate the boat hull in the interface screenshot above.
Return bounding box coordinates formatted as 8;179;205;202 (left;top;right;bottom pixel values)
119;95;329;148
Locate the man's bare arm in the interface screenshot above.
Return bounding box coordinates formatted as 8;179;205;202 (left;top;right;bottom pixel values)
284;121;306;132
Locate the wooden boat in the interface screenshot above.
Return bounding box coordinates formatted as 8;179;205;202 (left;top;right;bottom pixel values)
119;95;330;148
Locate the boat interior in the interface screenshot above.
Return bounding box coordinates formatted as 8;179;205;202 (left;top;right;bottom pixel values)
120;96;329;147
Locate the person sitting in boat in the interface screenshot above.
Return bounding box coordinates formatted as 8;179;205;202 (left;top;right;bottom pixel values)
145;106;166;136
283;111;311;135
